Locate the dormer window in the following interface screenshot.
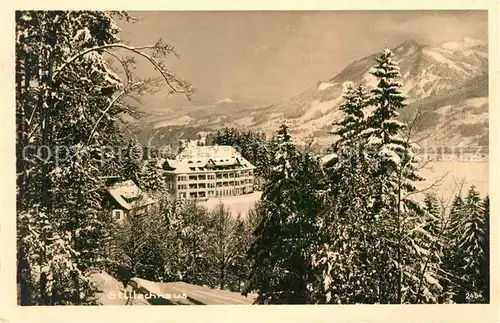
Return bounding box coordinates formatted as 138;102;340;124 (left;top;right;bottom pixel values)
122;195;139;204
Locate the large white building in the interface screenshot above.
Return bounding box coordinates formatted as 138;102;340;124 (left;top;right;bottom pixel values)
158;145;255;201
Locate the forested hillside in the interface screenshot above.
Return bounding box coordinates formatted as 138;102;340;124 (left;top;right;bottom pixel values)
15;11;489;305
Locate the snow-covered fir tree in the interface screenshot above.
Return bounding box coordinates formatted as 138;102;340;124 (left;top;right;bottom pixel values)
231;214;252;292
138;155;168;194
363;48;425;303
245;121;325;303
16;10;193;304
454;186;487;302
121;138;143;183
330;84;370;153
481;196;490;302
422;193;442;237
314;48;441;304
312;83;379;304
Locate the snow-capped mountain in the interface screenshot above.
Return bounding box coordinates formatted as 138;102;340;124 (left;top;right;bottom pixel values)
131;98;270;146
137;37;488;148
243;37;488;148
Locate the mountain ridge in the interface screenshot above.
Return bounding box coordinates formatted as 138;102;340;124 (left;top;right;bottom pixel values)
134;37;488;149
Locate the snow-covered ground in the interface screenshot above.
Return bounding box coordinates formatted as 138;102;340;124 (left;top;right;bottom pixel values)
415;160;488;203
201;191;263;218
90;272;257;305
91;272;150;305
199;161;488;218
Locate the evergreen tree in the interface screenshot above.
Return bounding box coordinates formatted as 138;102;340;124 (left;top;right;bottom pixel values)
481;196;490;302
448;194;464;232
231;214;252;292
443;187;488;303
422;193;442;237
176;201;213;285
315;49;429;304
245;121;324;303
365;49;406;142
138;156;167;194
457;186;487;302
363;48;421;215
312;83;377;304
441;193;464;302
331;84;370;153
364;48;423;303
16;10;193;304
121;138;144;183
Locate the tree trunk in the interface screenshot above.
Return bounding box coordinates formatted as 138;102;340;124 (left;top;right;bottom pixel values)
39;25;57;305
18;249;32;305
17;53;33;306
220;263;225;290
396;179;402;304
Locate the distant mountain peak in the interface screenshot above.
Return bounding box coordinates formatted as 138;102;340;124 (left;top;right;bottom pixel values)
137;36;488;149
394;38;423;55
440;37;487;51
398;38;421;48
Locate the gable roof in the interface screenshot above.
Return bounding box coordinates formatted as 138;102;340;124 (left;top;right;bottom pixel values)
107;180;155;210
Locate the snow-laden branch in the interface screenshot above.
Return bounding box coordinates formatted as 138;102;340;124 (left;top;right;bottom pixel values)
86;87;130;145
53;41;193;97
415;194;453;303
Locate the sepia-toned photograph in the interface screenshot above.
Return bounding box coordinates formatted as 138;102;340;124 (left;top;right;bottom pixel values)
13;9;490;307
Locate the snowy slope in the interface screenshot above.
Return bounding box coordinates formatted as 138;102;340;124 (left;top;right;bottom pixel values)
134;37;488;148
246;37;488;147
91;272;258;305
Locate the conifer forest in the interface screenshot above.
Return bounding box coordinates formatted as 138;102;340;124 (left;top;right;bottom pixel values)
15;10;489;305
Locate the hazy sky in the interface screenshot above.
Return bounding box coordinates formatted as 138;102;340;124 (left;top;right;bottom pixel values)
117;10;487;111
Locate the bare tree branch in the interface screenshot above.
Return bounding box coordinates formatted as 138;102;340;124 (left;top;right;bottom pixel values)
53;42;194;98
404;171;451;199
86;81;149;145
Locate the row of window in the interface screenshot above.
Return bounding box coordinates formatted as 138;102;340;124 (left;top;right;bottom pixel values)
217;171;253;179
177;187;253;199
186;166;237;172
178;179;253;190
177;171;253;182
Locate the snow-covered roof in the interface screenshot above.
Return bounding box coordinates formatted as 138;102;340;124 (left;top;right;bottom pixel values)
107;180;155;210
161;145;254;174
176;145;239;160
320;153;337;165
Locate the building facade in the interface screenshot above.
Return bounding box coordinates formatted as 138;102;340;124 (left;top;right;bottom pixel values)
159;145;255;201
